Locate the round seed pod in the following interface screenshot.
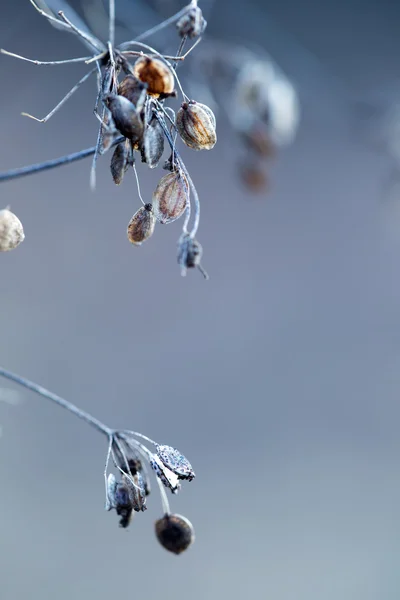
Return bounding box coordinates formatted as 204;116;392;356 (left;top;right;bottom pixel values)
103;94;143;142
155;514;195;555
0;208;25;251
152;171;188;224
176;101;217;150
133;56;174;97
127;204;156;246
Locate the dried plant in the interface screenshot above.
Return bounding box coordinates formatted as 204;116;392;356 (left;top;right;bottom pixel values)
0;0;213;278
0;366;195;554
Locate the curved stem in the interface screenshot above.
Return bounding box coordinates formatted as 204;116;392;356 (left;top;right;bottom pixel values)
0;367;112;437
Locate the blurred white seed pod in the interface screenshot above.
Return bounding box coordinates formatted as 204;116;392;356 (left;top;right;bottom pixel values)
152;170;188;224
127;204;156;245
155;514;195;555
0;208;25;252
176;101;217;150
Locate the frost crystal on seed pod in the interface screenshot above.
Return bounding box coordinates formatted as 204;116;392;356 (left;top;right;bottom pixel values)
150;454;181;494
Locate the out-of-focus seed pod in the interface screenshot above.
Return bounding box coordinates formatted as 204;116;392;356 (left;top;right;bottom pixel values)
152;171;188;224
114;481;134;528
156;445;195;481
239;162;269;193
176;5;206;38
150;454;181;494
241;124;276;158
141;115;165;168
105;473;118;511
110;140;134;185
155;514;195;555
117;75;147;113
133;56;174;97
0;208;25;252
103;94;143;142
177;233;208;279
176;101;216;150
127;204;156;246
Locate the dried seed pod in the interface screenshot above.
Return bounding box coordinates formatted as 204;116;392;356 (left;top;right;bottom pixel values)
156;445;195;481
0;208;25;252
114;481;134;528
177;233;208;279
176;101;216;150
131;472;147;512
103;94;143;142
110;140;134;185
176;5;206;38
150;454;181;494
117;75;147;113
155;514;195;555
152;171;188;224
105;473;118;511
133;56;174;97
127;204;156;246
141;115;165;168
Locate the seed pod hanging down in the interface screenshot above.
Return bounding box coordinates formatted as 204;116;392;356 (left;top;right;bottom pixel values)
141;115;165;168
176;5;207;38
176;101;217;150
103;94;143;142
150;454;181;494
117;75;147;114
133;56;174;97
177;233;208;279
114;480;134;528
130;472;147;512
110;140;134;185
152;171;188;224
155;514;195;555
156;445;195;481
127;204;156;246
0;208;25;252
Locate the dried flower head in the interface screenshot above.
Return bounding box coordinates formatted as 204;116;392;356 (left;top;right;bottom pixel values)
133;56;175;97
0;208;25;252
156;445;195;481
152;170;188;224
176;101;217;150
155;514;195;555
127;204;156;245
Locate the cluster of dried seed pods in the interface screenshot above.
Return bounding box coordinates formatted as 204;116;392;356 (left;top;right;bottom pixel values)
105;432;195;553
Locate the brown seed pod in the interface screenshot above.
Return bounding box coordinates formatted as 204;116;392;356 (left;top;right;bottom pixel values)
133;56;174;97
110;140;134;185
141;115;165;169
152;171;188;224
103;94;143;142
155;514;195;555
0;208;25;252
176;101;217;150
117;75;147;113
127;204;156;246
239;162;269;193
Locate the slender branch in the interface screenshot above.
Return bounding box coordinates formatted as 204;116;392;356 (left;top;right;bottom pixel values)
0;367;112;436
0;136;124;183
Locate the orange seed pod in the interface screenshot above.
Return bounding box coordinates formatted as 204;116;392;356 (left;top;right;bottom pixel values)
133;56;174;97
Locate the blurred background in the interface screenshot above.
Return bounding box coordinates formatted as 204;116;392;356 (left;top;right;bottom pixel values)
1;0;400;599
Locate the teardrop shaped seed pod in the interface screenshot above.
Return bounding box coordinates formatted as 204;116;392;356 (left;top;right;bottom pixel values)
156;445;195;481
103;94;143;142
133;56;174;97
0;208;25;251
110;140;134;185
150;454;181;494
117;75;147;113
127;204;156;246
176;101;217;150
152;171;188;224
155;514;195;555
141;116;165;168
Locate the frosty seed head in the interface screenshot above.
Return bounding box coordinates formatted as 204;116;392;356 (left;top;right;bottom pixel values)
152;170;188;224
0;208;25;252
127;204;156;246
155;514;195;555
156;445;195;481
133;56;175;97
176;101;217;150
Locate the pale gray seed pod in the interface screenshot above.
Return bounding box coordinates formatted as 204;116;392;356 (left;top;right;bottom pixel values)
0;208;25;252
103;94;143;142
176;101;217;150
127;204;156;246
150;454;181;494
142;116;165;169
156;445;195;481
155;514;195;555
105;473;118;511
110;140;134;185
177;233;208;279
152;171;188;224
133;56;174;97
176;5;207;38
